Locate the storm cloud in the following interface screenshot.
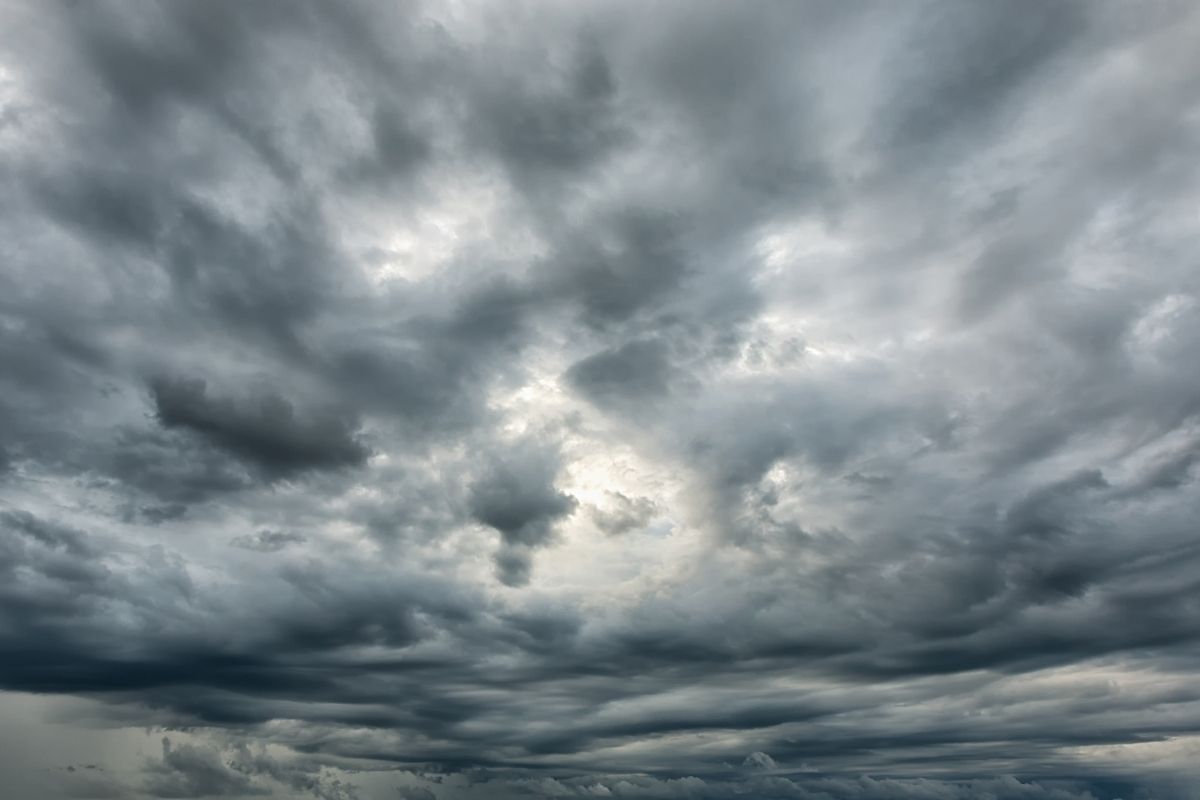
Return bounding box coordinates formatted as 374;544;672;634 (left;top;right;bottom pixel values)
2;1;1200;798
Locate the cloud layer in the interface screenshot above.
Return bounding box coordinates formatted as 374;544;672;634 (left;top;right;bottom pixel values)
2;1;1200;798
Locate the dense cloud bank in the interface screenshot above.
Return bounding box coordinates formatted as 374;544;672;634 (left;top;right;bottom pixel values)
2;1;1200;798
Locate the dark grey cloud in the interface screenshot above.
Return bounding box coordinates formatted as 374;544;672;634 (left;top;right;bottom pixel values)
469;440;577;586
149;376;369;478
878;0;1088;157
2;1;1200;799
101;428;255;520
229;529;307;553
566;338;678;409
470;34;625;178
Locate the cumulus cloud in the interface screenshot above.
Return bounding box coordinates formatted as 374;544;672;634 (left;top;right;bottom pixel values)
2;1;1200;799
143;737;267;798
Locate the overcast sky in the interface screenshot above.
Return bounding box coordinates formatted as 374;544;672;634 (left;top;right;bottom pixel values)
2;1;1200;799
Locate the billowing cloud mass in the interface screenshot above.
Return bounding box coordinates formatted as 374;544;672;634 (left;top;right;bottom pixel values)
2;1;1200;798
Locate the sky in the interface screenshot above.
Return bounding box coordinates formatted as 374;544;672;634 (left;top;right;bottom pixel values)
1;1;1199;798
